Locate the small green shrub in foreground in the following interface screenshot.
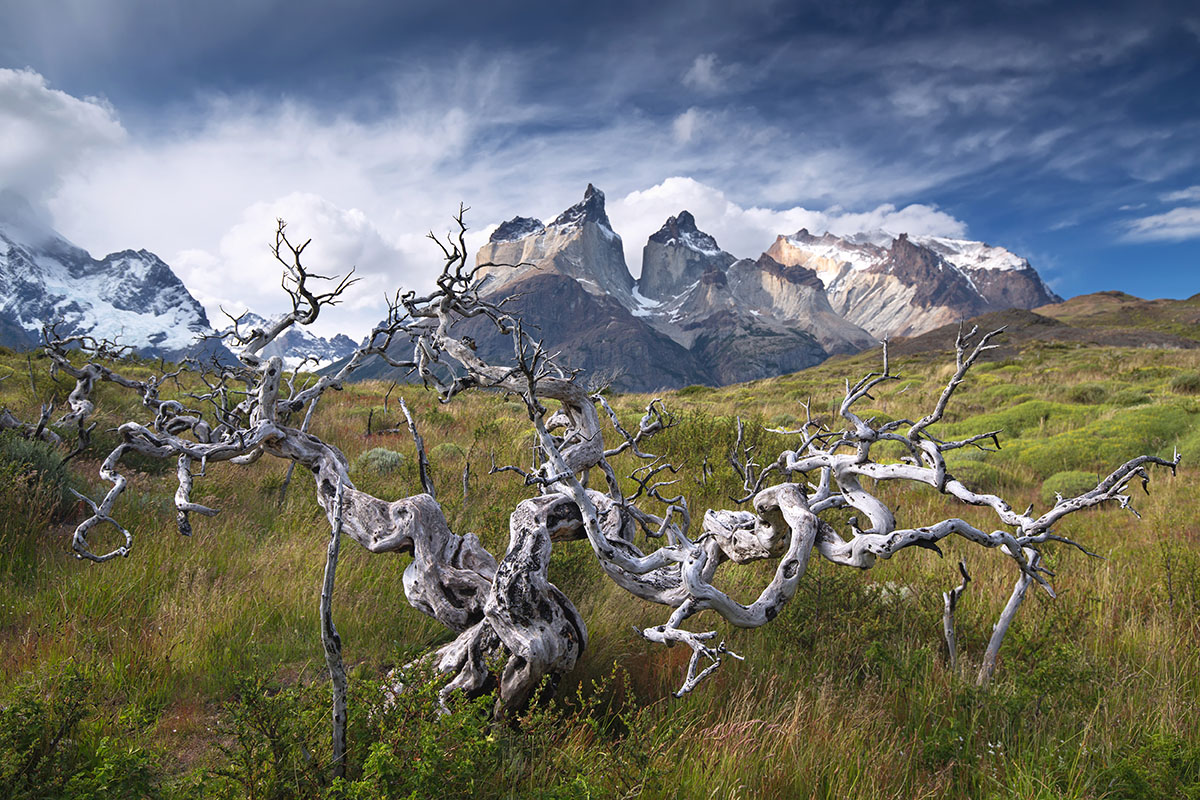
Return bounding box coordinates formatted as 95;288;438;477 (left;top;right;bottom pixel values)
0;431;76;520
0;667;160;800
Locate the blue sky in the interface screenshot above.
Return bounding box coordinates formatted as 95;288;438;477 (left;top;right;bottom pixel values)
1;0;1197;337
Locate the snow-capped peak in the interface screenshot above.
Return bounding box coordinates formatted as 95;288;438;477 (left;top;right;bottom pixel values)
222;311;359;370
911;235;1030;272
550;184;614;232
649;210;724;256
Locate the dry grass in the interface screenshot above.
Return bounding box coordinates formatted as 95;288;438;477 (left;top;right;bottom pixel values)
1;339;1199;797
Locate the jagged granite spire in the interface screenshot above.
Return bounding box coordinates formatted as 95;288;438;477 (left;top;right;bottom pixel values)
551;184;612;230
475;184;633;302
637;210;734;301
647;210;717;251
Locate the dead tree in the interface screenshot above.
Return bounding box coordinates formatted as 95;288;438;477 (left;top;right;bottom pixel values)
42;213;1178;767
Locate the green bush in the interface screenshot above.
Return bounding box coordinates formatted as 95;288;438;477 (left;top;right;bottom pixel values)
1064;381;1110;405
0;431;76;521
675;384;711;397
353;447;404;475
940;400;1085;440
1112;388;1151;407
1098;733;1200;800
0;667;160;800
1040;470;1099;506
1001;403;1192;478
430;442;465;461
1168;371;1200;395
946;460;1009;490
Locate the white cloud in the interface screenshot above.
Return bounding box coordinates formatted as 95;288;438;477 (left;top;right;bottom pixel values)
1121;206;1200;243
40;71;515;339
1;68;974;339
672;107;705;143
682;53;733;93
0;68;126;201
610;177;967;276
175;193;404;338
1160;185;1200;203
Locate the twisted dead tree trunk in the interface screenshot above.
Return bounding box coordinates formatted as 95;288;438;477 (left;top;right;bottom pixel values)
41;211;1179;770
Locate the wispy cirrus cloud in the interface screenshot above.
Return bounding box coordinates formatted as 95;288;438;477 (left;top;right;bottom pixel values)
1121;206;1200;242
2;0;1198;320
1161;185;1200;203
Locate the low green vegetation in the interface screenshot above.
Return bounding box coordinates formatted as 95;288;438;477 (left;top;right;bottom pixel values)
1;339;1198;799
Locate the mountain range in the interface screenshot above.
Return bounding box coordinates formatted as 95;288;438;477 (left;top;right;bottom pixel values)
0;185;1095;389
417;185;1059;389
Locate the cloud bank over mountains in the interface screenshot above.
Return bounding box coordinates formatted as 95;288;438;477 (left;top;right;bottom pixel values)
0;67;977;339
1;1;1197;336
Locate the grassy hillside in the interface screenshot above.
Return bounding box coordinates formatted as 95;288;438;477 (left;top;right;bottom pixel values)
1;334;1199;799
1038;291;1200;344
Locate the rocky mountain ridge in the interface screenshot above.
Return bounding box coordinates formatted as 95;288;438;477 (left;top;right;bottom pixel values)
2;185;1066;391
225;312;359;369
767;228;1060;338
451;185;1057;389
0;192;217;359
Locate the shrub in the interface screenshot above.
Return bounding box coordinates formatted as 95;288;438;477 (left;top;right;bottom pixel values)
0;431;76;521
1098;733;1200;800
676;384;711;397
947;460;1009;490
1111;388;1151;407
353;447;405;475
1065;381;1110;405
1168;371;1200;395
1002;403;1192;478
431;442;465;461
1040;470;1099;506
0;667;160;800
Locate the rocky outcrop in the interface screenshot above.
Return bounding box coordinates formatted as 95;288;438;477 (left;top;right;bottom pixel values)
476;185;635;305
636;254;833;385
638;211;735;300
725;254;877;355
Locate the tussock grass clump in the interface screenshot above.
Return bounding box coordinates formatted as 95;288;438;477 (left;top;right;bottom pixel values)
1064;381;1110;404
430;442;464;461
1112;387;1152;406
0;431;76;520
1168;370;1200;394
353;447;404;475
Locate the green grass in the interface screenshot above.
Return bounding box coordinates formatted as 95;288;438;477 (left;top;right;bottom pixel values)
1;338;1199;798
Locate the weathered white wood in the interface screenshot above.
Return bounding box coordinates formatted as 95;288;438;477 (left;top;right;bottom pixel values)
321;480;347;778
50;216;1179;721
977;549;1038;686
943;561;970;672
